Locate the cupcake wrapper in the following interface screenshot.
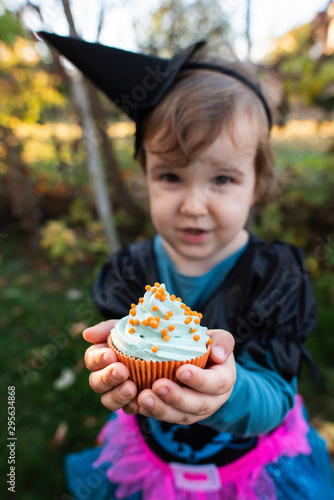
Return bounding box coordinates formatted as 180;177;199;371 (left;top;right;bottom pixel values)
107;334;212;392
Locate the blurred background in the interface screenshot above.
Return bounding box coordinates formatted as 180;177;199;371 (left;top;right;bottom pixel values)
1;0;334;498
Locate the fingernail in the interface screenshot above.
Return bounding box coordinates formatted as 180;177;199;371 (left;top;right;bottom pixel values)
141;396;155;408
82;328;90;339
156;386;168;397
120;385;131;397
179;370;191;381
112;369;124;381
213;346;226;360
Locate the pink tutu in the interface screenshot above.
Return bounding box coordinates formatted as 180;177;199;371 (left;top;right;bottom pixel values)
93;395;311;500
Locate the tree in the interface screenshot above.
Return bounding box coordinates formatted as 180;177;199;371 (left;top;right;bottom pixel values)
135;0;234;57
57;0;121;252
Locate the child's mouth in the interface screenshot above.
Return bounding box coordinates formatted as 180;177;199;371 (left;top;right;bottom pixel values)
180;228;209;244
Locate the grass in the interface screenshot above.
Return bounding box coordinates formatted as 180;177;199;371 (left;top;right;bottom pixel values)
0;234;110;500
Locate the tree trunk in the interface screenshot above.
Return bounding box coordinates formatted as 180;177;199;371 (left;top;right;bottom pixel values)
69;71;121;252
86;82;130;207
246;0;252;60
60;0;121;252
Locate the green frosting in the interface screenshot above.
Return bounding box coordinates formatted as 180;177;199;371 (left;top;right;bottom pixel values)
111;283;208;361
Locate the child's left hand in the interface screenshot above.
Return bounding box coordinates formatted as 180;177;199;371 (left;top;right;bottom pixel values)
136;330;236;425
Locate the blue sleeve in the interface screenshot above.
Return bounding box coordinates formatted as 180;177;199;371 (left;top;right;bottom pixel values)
200;349;297;437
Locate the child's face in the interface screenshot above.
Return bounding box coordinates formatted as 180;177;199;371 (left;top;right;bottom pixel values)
145;117;257;274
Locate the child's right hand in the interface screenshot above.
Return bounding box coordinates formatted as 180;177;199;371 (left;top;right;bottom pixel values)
83;320;139;414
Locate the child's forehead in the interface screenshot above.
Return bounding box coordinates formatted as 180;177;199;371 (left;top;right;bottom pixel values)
145;107;259;159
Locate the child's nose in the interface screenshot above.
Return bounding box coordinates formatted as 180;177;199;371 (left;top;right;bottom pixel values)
179;188;209;217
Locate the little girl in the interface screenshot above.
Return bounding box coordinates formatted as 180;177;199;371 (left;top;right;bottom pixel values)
40;32;334;499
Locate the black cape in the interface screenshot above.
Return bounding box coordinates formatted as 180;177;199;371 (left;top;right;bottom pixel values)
93;234;318;463
93;233;317;382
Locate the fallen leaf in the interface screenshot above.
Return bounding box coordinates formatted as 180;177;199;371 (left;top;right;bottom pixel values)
50;421;68;447
53;368;75;391
69;321;88;337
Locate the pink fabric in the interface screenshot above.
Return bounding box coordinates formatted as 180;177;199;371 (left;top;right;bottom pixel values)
93;395;311;500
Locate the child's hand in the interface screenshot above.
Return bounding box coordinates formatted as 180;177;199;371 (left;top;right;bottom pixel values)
83;320;138;413
137;330;236;425
84;323;235;421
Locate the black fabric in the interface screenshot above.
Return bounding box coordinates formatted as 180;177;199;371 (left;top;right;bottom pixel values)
37;32;204;152
136;413;258;465
93;234;317;382
92;234;318;465
37;32;272;152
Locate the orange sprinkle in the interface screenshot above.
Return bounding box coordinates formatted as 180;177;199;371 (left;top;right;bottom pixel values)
145;285;151;291
155;292;161;299
129;318;135;325
147;316;153;322
184;317;192;324
139;297;144;303
155;315;160;322
152;287;157;293
176;297;182;302
160;294;167;301
168;311;173;316
150;319;159;329
163;335;170;341
194;318;201;324
168;324;175;331
128;328;135;333
170;294;176;301
198;313;203;319
193;335;200;341
185;306;191;311
190;328;197;333
158;286;165;293
180;303;186;309
133;319;139;325
165;314;170;320
151;346;158;352
142;319;149;326
152;305;158;311
154;282;160;287
207;337;213;345
129;309;136;316
161;328;168;335
131;303;136;309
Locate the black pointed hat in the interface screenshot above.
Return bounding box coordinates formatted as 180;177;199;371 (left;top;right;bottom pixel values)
38;31;205;152
38;31;272;154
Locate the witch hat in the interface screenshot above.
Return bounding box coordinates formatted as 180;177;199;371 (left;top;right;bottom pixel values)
38;32;272;154
38;31;205;152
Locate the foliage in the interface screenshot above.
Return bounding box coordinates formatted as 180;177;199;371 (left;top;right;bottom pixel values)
269;21;334;110
0;235;107;500
40;199;110;266
255;146;334;251
135;0;231;56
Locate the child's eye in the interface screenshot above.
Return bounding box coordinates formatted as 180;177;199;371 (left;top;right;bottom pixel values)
160;173;180;183
213;175;231;186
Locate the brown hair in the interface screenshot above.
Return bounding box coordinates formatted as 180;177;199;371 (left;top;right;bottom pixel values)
137;54;278;210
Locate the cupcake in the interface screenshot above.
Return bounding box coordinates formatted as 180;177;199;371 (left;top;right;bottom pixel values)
107;282;212;391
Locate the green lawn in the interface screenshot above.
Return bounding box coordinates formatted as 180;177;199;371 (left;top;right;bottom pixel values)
0;234;109;499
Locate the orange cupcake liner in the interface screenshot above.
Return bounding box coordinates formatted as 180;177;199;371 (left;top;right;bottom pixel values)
107;334;212;392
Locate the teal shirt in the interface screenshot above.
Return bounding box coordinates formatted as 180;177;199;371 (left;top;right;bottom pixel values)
153;235;297;436
153;235;247;309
